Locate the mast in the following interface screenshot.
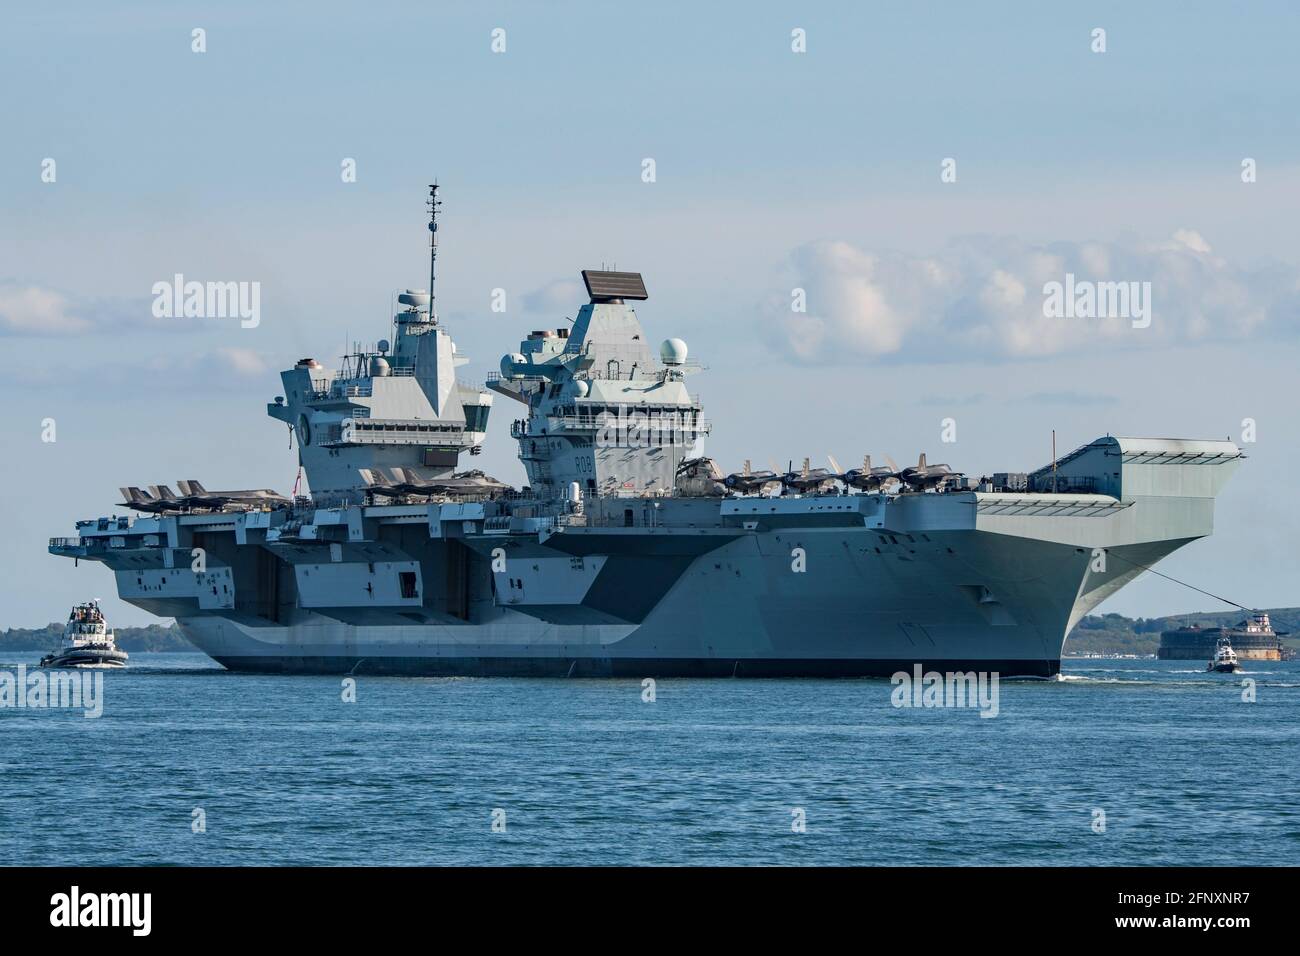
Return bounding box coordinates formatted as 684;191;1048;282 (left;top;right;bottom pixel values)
427;183;441;324
1051;429;1057;493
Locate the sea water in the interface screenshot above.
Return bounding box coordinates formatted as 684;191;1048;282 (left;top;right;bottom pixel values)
1;653;1295;866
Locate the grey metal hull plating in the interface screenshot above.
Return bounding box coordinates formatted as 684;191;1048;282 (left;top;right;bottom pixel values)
172;522;1187;679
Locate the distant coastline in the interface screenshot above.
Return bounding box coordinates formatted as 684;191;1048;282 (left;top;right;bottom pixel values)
1;621;187;653
4;608;1298;657
1062;607;1298;658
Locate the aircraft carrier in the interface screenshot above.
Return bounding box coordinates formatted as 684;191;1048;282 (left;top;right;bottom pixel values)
49;188;1246;677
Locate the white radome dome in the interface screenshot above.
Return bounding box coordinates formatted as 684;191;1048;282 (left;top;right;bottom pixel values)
572;379;590;398
660;338;688;366
398;289;431;309
501;353;526;379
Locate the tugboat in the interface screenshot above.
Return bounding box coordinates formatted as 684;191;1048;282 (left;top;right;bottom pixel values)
1207;636;1240;674
38;600;128;669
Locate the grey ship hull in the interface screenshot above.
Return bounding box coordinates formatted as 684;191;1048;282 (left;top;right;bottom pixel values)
171;538;1172;679
177;523;1127;678
54;436;1242;679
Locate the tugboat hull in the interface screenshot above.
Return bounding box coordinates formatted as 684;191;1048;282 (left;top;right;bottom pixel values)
38;650;128;669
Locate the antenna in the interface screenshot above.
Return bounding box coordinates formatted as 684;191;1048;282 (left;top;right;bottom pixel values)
427;183;442;324
1052;429;1058;493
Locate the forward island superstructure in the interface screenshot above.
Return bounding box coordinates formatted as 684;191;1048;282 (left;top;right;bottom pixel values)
49;188;1246;677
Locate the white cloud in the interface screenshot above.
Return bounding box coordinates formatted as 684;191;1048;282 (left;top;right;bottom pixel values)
768;232;1300;363
0;284;91;335
214;347;269;376
13;346;275;394
1171;229;1212;255
0;281;218;337
522;278;584;314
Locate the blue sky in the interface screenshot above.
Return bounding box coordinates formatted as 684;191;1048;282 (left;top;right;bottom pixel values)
3;1;1299;625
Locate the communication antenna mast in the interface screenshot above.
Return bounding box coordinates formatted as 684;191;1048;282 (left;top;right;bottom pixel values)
427;183;441;324
1052;429;1058;493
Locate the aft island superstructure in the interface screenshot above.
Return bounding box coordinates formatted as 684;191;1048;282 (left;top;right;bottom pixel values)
49;188;1245;677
